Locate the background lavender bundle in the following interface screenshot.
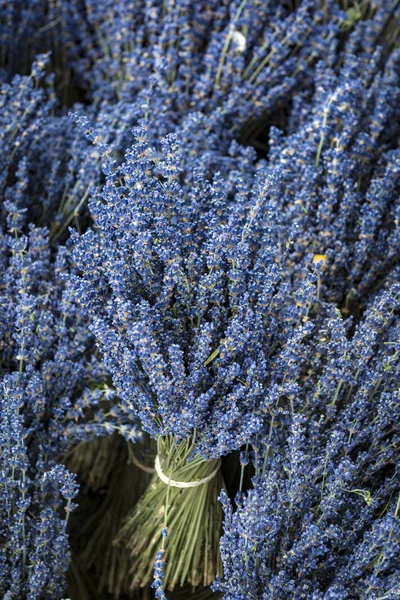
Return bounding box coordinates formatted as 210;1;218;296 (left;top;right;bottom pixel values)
267;43;400;308
0;152;140;599
215;282;400;599
0;224;97;598
73;0;345;126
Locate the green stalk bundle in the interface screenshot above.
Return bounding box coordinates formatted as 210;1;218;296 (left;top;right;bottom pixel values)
115;435;224;592
65;434;155;598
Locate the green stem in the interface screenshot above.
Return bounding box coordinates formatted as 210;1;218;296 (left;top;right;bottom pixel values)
215;0;248;88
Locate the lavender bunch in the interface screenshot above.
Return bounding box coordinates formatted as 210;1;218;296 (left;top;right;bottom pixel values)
70;0;349;172
69;127;334;590
70;127;325;457
80;0;345;116
215;282;400;599
72;0;400;171
1;2;380;248
0;54;92;237
0;1;347;250
268;39;400;307
1;0;348;142
0;192;142;598
0;54;139;245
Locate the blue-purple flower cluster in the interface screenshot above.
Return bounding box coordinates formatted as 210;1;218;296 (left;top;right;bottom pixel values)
269;44;400;306
0;193;143;598
214;282;400;599
70;127;330;458
0;1;400;599
0;54;141;596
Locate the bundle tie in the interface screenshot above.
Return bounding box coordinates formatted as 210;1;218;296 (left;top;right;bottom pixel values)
129;451;156;474
154;455;221;488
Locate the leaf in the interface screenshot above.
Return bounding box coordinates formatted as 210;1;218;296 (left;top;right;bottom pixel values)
204;347;220;367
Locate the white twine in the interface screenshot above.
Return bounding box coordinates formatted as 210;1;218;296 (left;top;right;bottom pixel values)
129;451;156;474
154;455;221;488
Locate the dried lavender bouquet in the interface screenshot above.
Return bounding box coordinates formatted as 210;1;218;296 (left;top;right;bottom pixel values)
70;128;327;593
215;281;400;598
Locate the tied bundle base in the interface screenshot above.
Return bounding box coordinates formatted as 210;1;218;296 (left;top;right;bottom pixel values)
115;435;224;592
